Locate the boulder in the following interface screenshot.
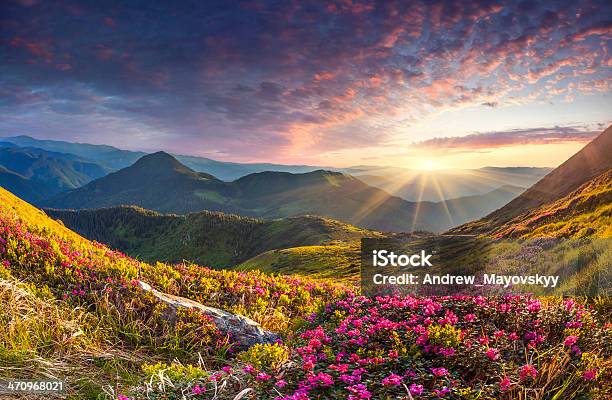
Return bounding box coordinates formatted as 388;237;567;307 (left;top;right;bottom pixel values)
137;280;279;348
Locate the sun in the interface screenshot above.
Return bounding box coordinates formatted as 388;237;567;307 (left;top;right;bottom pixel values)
415;158;443;171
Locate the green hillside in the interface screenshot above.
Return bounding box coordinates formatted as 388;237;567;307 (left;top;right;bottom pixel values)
2;185;610;400
47;206;376;267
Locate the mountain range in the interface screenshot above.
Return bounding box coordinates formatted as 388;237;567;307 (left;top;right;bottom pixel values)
2;125;610;283
44;151;525;232
39;125;612;282
353;166;551;202
1;135;542;202
0;144;109;203
1;135;328;180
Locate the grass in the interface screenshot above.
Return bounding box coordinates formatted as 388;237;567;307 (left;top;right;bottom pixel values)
236;244;361;283
453;169;612;238
0;186;350;398
0;279;143;399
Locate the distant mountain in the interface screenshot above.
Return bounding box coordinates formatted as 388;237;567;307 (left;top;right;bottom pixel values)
45;152;238;214
1;135;146;171
46;152;524;232
0;146;109;193
441;185;525;224
1;135;327;180
46;206;375;267
0;165;52;203
1;136;548;201
354;166;550;202
450;125;612;236
175;154;331;182
0;145;110;203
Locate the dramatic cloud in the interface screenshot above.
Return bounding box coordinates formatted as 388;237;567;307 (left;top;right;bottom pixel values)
0;0;610;164
413;126;602;150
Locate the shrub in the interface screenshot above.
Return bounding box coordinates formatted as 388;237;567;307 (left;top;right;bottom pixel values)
238;343;289;372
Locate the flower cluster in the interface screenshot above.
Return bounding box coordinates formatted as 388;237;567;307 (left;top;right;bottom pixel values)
239;295;610;399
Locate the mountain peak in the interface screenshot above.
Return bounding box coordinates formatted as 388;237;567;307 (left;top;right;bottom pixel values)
132;151;191;171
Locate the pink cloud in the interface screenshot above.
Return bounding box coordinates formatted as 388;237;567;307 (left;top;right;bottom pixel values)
412;126;601;151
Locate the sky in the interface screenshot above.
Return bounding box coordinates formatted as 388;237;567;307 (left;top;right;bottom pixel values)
1;0;611;169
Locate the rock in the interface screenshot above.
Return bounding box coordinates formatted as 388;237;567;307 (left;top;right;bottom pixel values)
137;280;279;348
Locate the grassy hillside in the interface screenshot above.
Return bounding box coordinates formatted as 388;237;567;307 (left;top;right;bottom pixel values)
0;186;347;397
1;185;610;399
451;126;612;235
46;206;375;267
236;244;360;282
487;169;612;238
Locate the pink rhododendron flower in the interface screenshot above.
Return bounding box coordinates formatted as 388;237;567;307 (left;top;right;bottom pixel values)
464;313;476;322
526;299;541;312
500;376;511;391
564;335;578;346
192;385;205;394
256;372;272;381
494;330;505;339
309;372;334;386
519;364;537;381
409;384;424;396
439;347;455;356
583;369;597;381
485;348;500;361
347;384;372;399
431;367;448;377
381;373;402;386
433;387;450;397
